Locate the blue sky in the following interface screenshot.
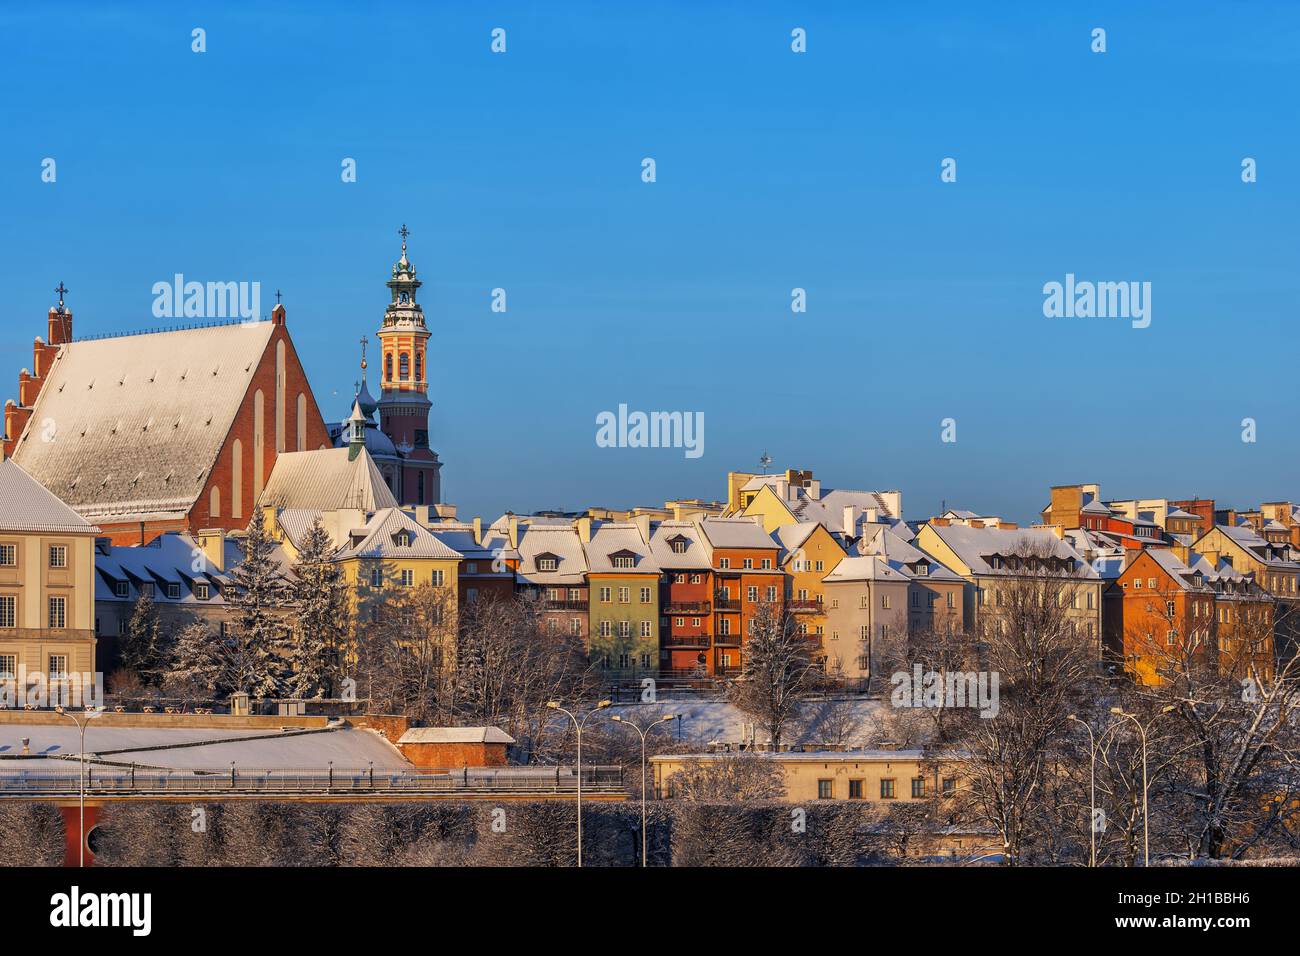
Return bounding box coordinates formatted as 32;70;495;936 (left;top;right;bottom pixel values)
2;2;1298;523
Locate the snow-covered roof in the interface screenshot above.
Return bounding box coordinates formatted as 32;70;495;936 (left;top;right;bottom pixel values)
261;446;399;512
584;522;659;574
698;516;778;551
397;727;515;745
334;508;461;561
649;520;711;569
11;322;278;524
925;523;1097;578
0;459;98;534
515;524;587;584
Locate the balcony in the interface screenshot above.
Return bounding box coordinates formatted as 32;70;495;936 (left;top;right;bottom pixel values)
543;600;587;611
714;598;741;611
788;600;822;613
664;601;711;615
714;632;741;646
663;635;711;649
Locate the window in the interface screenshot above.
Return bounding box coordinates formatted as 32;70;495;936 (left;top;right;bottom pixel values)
1167;630;1177;647
640;587;652;603
401;569;415;587
0;596;14;628
113;581;129;598
195;583;210;600
690;574;701;584
166;583;181;599
675;617;684;628
911;777;926;798
941;777;957;798
743;559;753;570
719;558;730;569
600;621;612;637
817;779;834;800
617;621;631;638
48;655;68;679
766;587;777;603
538;558;558;571
815;560;824;572
465;562;478;574
618;653;630;668
640;653;651;668
466;588;478;603
911;591;919;607
641;620;652;637
0;544;14;566
0;654;14;678
848;779;863;800
747;586;758;603
396;531;412;547
718;618;730;636
599;587;612;603
761;559;771;570
880;779;896;799
571;619;582;636
1134;578;1143;589
48;545;67;569
1148;578;1156;590
1166;600;1175;617
618;587;630;604
613;555;635;569
671;539;687;554
881;594;890;609
399;353;410;380
431;569;444;586
370;568;383;588
48;596;66;629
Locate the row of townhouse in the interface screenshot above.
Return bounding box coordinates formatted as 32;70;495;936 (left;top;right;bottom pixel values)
7;444;1298;691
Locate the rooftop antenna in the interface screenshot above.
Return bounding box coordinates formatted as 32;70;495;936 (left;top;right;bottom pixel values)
758;452;773;474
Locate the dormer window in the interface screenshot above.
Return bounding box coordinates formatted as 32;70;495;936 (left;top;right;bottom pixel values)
195;582;210;600
538;557;558;571
913;561;929;576
395;531;412;547
113;581;129;599
166;583;181;600
612;555;635;569
671;538;688;554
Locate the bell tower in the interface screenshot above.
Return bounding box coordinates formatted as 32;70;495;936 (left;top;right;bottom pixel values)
375;225;441;504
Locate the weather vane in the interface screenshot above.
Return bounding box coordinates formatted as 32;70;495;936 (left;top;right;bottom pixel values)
759;452;773;474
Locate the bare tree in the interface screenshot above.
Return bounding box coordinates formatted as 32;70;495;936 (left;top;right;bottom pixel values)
728;602;818;751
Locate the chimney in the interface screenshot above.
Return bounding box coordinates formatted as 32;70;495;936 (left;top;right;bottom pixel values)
196;528;226;573
48;306;72;347
472;516;483;545
272;303;286;327
508;514;519;550
17;369;37;407
4;399;32;456
576;515;592;544
864;507;878;524
842;505;856;537
414;505;430;526
633;513;651;542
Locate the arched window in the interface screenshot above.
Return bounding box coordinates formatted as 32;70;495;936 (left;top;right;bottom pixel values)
385;354;393;382
209;486;221;518
399;353;410;380
415;353;422;381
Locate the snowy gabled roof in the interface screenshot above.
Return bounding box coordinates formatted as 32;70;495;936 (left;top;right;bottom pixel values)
260;446;399;512
697;516;778;551
515;524;587;584
823;555;908;583
584;522;659;574
924;523;1097;578
649;520;711;569
773;520;820;558
0;459;98;534
333;508;461;561
11;322;277;523
863;529;963;581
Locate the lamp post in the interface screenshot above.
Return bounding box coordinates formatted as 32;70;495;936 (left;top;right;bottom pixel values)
611;713;680;867
547;699;610;867
1067;714;1128;867
54;706;100;867
1109;705;1175;867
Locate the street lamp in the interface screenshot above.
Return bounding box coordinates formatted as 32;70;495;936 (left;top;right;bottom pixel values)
1067;713;1127;867
1109;705;1175;867
611;713;680;867
547;699;611;867
55;705;101;868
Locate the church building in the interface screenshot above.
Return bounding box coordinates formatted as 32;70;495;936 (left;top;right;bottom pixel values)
327;226;443;507
4;288;332;545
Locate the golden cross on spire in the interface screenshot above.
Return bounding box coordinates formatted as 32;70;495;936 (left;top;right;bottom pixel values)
55;281;68;311
398;224;410;257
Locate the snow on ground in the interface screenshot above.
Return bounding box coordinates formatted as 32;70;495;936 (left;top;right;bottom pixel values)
606;694;890;748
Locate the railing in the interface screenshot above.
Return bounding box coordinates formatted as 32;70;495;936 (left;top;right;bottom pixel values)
664;601;711;615
0;765;625;796
788;600;823;613
662;635;710;648
714;599;741;611
713;632;741;646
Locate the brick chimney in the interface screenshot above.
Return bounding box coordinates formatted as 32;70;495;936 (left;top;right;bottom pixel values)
4;400;32;457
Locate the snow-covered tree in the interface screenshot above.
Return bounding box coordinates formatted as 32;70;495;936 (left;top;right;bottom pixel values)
727;602;817;751
120;589;165;683
225;510;289;697
289;518;350;698
167;620;224;700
